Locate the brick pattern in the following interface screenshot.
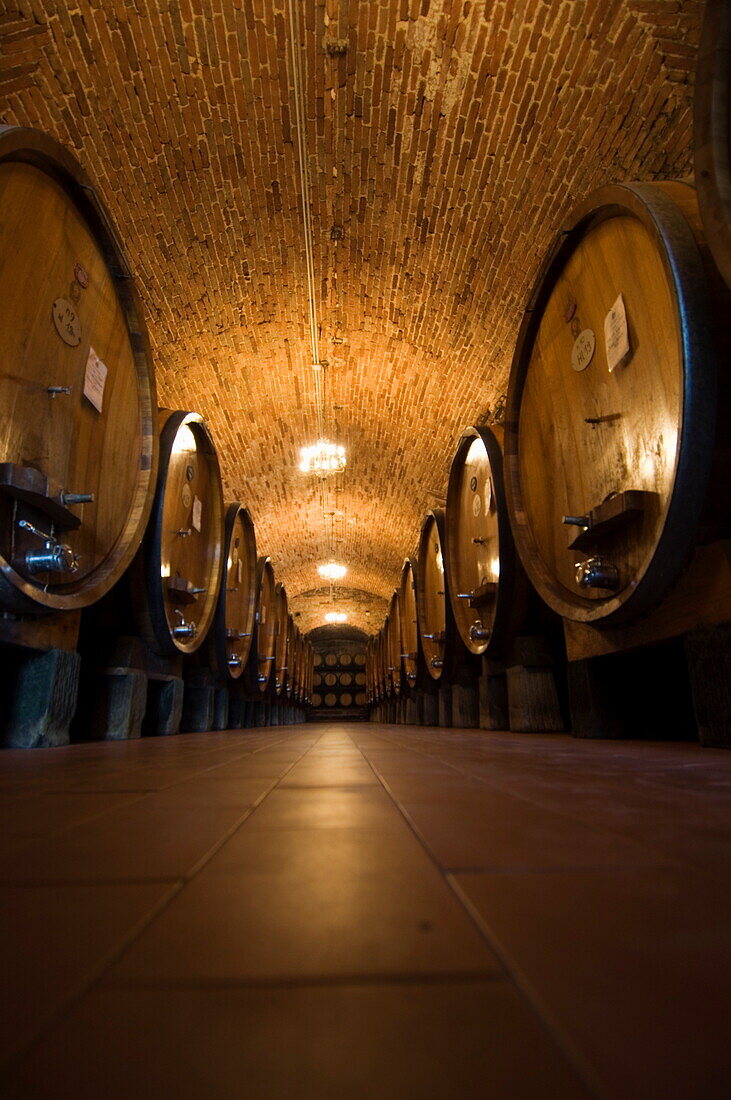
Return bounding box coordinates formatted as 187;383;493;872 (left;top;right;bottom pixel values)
293;583;389;633
0;0;702;633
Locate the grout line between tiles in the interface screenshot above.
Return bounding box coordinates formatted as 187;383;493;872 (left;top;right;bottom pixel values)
351;729;608;1100
102;969;510;992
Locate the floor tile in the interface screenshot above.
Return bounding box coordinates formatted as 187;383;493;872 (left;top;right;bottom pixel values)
243;786;406;830
2;982;590;1099
145;776;276;807
104;827;502;983
0;802;249;883
394;789;672;871
0;882;175;1065
0;790;145;838
277;759;380;787
452;867;731;1097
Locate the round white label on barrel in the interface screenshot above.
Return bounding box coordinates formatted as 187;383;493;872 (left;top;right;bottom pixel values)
571;329;595;371
472;493;481;517
52;298;82;347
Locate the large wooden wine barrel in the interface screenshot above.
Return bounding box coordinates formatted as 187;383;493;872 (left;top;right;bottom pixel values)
0;126;158;613
365;636;374;702
695;0;731;290
386;594;402;696
378;624;389;698
134;410;224;656
445;425;525;657
207;504;257;681
416;509;472;681
397;557;421;688
287;621;298;700
305;640;313;703
505;181;728;626
273;583;289;696
285;616;297;701
252;556;276;691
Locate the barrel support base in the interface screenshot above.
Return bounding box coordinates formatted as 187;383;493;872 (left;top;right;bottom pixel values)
437;684;452;728
417;690;439;726
451;682;480;729
684;623;731;748
506;635;564;733
212;687;230;731
479;657;509;730
1;646;80;748
144;677;184;737
83;669;147;741
567;639;695;740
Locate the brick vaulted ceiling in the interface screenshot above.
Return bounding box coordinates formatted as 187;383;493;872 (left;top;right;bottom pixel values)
1;0;701;632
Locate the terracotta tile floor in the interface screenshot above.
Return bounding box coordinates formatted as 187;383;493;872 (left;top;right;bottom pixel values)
1;722;730;1098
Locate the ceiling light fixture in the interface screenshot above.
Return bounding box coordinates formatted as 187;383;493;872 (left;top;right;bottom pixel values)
318;561;347;581
325;611;347;623
299;440;347;475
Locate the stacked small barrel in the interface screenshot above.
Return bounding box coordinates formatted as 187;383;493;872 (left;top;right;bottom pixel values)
311;648;368;717
0;127;314;747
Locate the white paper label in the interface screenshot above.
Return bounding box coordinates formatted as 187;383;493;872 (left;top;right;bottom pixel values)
472;494;482;517
604;293;630;372
571;329;595;372
83;346;108;412
192;496;202;533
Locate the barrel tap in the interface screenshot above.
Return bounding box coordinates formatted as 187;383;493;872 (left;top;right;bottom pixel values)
575;557;620;590
17;519;79;575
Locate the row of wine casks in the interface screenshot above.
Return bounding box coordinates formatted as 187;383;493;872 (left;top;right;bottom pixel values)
0;125;314;707
126;407;314;705
365;424;528;705
367;183;731;704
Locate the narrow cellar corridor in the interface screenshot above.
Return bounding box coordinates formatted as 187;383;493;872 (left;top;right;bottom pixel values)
1;724;729;1097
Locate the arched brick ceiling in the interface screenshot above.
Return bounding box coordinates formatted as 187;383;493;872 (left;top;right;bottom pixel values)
0;0;700;633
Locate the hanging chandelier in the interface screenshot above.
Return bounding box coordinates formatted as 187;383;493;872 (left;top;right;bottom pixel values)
318;561;347;581
299;439;347;476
